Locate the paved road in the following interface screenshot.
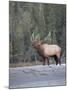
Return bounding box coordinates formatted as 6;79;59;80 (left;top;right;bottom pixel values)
9;64;66;89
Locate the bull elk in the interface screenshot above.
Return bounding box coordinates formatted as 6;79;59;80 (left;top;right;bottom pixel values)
32;40;62;65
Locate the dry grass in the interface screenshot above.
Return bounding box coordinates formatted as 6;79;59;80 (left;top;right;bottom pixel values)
9;60;57;68
9;61;42;68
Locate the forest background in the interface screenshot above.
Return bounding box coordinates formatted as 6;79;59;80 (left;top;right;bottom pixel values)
9;1;66;67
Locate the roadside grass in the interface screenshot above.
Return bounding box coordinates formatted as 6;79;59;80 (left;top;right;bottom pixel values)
9;60;57;68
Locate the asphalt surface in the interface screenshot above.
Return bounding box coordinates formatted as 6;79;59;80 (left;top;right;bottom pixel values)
9;64;66;89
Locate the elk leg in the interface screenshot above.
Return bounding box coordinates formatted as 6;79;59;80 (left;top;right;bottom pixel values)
46;57;49;66
56;53;61;65
58;57;61;65
42;57;46;65
53;55;58;65
43;59;45;65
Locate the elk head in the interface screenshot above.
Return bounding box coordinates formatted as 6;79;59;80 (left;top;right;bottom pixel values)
31;31;52;49
32;40;43;49
31;32;43;49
